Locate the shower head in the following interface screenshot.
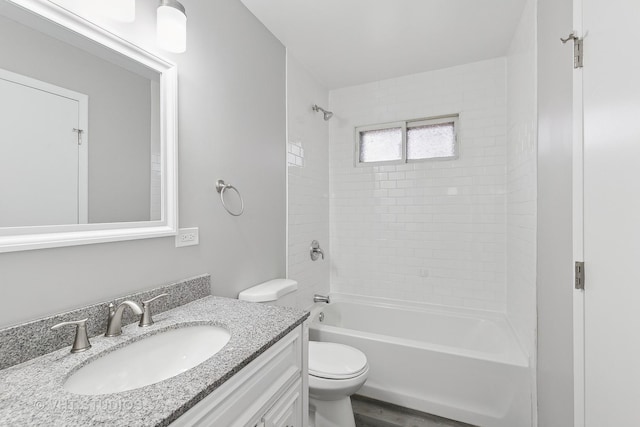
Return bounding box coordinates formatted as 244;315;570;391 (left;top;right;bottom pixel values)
312;104;333;121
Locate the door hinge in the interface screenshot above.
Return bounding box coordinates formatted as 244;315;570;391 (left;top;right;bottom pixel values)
72;128;84;146
575;261;585;290
561;32;583;68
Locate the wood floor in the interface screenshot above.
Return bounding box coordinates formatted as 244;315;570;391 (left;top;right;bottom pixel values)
352;395;477;427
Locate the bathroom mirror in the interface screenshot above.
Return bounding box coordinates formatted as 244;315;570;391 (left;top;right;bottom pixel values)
0;0;177;252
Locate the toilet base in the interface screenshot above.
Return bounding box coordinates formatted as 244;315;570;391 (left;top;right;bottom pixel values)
309;396;356;427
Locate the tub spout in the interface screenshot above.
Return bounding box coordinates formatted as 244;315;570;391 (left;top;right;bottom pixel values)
314;294;330;304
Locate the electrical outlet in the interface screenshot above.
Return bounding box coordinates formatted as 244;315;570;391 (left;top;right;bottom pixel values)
176;227;199;247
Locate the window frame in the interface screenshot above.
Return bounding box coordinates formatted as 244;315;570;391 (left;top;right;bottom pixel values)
354;121;407;167
354;114;459;167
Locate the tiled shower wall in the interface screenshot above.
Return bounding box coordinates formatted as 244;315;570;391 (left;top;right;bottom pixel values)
286;54;330;309
328;59;508;311
507;0;538;358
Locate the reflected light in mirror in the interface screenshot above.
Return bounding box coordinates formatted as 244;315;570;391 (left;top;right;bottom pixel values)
157;0;187;53
93;0;135;22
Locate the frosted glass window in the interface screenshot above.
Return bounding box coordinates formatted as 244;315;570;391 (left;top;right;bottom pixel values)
407;121;456;160
359;127;402;163
355;115;458;166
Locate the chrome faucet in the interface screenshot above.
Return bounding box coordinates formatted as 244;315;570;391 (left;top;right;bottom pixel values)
105;300;143;337
310;240;325;261
313;294;330;304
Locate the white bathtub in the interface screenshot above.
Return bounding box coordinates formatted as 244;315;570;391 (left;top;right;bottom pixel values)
308;295;531;427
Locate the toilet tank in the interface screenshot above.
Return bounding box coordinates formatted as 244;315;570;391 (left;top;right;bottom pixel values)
238;279;298;307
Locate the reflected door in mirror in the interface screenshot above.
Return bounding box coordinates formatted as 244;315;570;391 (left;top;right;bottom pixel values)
0;69;88;227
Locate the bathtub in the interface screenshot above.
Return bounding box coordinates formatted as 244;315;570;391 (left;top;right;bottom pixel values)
308;295;531;427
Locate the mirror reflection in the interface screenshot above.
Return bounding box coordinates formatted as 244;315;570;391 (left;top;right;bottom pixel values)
0;12;161;227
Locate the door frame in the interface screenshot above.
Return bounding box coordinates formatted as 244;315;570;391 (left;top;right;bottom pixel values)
572;0;585;424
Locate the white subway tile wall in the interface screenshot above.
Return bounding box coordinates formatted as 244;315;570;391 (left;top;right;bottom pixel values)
328;58;508;311
287;54;331;309
507;0;537;358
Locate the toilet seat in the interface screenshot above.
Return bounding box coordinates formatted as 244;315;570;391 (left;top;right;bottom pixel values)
309;341;368;380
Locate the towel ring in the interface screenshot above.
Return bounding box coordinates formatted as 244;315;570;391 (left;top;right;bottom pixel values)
216;179;244;216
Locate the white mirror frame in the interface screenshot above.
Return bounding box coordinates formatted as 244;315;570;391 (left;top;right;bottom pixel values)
0;0;178;253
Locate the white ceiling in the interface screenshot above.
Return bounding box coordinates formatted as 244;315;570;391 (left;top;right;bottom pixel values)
240;0;527;89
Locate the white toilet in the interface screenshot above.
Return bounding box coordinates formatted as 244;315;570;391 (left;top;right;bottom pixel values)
308;341;368;427
239;279;369;427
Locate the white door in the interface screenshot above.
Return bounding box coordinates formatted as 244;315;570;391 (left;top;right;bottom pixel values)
0;70;88;226
582;0;640;424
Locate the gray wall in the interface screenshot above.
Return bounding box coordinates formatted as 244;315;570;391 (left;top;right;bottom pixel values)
537;0;575;424
0;0;286;328
0;15;153;223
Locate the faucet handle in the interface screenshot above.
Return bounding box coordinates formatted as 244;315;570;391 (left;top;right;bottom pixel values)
310;240;325;261
51;318;91;353
139;293;169;327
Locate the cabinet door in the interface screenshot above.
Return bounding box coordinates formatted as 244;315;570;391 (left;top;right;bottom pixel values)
171;326;304;427
262;380;302;427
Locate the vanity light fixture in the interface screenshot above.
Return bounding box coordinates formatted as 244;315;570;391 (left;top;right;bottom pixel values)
157;0;187;53
92;0;187;53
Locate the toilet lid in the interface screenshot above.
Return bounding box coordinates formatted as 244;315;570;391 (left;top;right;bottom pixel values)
308;341;368;380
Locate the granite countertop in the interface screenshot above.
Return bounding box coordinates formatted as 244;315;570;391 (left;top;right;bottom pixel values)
0;296;308;427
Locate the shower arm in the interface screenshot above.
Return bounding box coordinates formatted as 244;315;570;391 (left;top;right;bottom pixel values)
312;104;333;121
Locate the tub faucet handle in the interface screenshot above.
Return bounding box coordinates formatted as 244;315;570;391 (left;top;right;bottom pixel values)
314;294;330;304
310;240;325;261
51;318;91;353
139;293;169;327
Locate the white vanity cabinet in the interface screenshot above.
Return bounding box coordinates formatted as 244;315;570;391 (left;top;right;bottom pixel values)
171;323;308;427
259;379;303;427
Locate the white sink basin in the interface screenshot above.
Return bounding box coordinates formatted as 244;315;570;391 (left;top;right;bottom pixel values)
64;325;230;395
